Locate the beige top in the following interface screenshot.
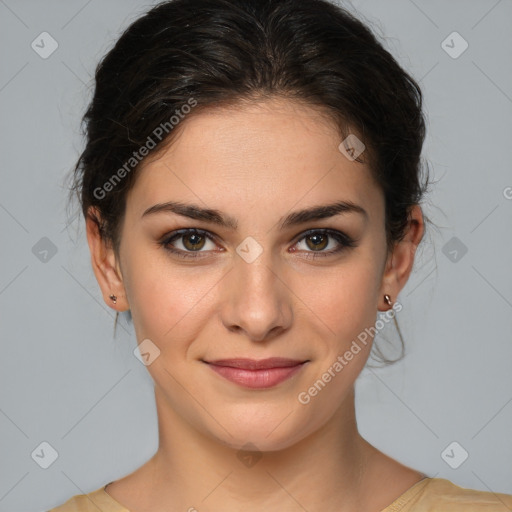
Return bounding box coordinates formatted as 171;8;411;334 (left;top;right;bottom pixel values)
48;477;512;511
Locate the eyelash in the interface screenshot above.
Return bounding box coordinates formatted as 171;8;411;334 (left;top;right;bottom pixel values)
159;228;356;260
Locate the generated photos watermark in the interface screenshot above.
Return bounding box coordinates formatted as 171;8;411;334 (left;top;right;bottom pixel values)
93;97;198;200
298;300;402;404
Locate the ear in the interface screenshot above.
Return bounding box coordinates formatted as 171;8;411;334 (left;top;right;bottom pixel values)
85;207;129;311
378;204;424;311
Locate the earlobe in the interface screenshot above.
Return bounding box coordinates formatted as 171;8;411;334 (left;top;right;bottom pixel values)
85;207;129;311
378;205;424;310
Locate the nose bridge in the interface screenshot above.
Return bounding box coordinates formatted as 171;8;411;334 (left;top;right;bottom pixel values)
220;240;292;341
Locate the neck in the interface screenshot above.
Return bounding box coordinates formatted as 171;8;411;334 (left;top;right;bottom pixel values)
146;384;374;512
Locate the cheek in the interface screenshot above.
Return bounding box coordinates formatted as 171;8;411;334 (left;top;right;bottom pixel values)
292;258;381;346
122;227;383;352
123;248;221;348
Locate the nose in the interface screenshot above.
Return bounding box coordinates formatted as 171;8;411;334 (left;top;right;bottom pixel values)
219;250;293;343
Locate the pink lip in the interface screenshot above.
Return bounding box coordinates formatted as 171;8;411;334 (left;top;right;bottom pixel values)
204;358;307;389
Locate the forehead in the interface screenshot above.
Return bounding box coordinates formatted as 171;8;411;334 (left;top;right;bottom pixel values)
126;98;383;224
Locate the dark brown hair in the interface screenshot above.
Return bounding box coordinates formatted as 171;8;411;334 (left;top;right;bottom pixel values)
69;0;434;365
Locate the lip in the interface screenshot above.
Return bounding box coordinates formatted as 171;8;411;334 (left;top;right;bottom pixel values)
204;358;308;389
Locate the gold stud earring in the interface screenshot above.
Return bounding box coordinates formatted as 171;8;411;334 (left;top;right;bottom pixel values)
384;294;392;307
109;294;117;304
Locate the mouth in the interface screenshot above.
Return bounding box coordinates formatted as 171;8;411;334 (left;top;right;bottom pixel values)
203;358;309;389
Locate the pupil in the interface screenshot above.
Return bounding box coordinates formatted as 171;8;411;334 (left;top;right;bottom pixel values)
185;233;204;250
308;234;327;250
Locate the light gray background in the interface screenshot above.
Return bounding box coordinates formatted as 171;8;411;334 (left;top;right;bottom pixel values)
1;0;511;510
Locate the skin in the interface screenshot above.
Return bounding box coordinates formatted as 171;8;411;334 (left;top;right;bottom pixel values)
86;97;425;512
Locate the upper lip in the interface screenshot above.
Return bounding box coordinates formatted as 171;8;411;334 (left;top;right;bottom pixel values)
205;358;307;370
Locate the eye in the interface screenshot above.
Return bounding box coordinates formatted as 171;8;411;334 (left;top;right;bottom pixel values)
160;228;219;259
292;229;356;258
160;228;356;260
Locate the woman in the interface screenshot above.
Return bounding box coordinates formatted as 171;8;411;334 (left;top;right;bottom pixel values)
49;0;512;510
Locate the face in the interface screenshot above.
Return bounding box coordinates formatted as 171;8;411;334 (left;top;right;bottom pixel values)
90;98;419;452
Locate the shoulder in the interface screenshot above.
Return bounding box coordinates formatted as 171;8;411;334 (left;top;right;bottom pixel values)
389;477;512;511
46;482;128;512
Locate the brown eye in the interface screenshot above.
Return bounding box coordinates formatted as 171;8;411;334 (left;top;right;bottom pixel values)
161;228;218;259
304;233;329;251
182;232;206;251
293;229;356;258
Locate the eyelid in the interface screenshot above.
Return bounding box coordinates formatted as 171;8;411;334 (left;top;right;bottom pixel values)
160;227;356;258
291;228;355;246
159;228;221;255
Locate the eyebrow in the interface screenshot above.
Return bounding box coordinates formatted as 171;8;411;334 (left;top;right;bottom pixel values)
141;199;368;229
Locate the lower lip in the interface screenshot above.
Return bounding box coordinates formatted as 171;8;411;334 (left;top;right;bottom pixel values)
207;363;305;389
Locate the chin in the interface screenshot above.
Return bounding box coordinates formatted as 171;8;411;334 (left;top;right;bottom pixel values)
202;403;321;454
215;428;304;454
